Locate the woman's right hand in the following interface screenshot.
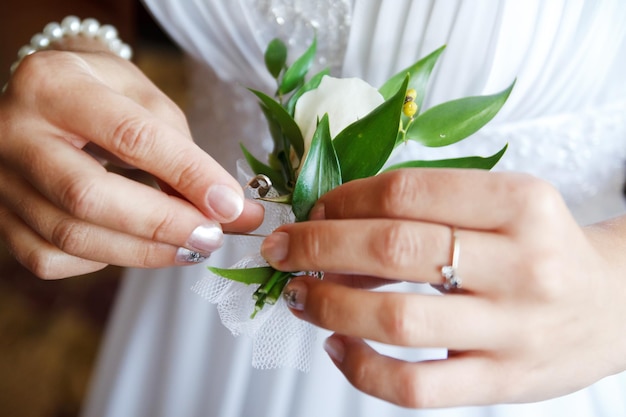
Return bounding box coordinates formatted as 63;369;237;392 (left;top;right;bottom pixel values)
0;49;263;278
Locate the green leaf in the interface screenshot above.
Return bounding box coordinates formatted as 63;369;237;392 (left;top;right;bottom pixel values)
333;76;409;182
384;143;508;171
251;89;305;160
407;81;515;147
379;45;445;118
264;38;287;79
259;105;286;156
279;36;317;95
240;144;288;194
292;114;342;221
208;266;275;285
285;67;330;116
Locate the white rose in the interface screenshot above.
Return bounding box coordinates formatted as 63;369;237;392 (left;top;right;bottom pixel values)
294;75;384;164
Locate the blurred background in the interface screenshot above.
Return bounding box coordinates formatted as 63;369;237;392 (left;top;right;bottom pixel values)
0;2;188;416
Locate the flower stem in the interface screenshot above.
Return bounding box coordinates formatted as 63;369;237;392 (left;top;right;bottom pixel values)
251;269;293;318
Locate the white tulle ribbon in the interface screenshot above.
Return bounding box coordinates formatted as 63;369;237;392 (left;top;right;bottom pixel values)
191;160;318;372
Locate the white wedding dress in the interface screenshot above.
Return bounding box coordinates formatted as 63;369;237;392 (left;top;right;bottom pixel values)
82;1;626;416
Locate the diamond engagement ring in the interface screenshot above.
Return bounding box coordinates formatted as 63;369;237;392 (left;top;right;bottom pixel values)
441;227;462;291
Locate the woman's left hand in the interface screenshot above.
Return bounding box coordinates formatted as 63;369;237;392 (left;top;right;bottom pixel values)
260;168;626;408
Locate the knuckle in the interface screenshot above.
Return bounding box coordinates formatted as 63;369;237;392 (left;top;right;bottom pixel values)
297;227;323;268
379;296;418;345
348;357;374;394
111;116;158;163
11;53;53;92
50;218;88;255
309;286;334;327
150;207;178;242
378;171;421;216
58;176;101;220
169;154;206;192
508;175;563;223
135;242;167;268
395;369;431;408
369;223;416;272
11;51;73;100
24;248;62;280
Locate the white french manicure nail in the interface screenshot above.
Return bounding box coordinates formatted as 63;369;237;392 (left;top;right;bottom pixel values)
207;185;244;222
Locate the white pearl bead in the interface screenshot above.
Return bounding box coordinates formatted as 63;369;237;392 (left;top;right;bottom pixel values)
96;24;118;42
118;43;133;60
17;45;36;60
30;33;50;49
108;38;122;52
5;15;132;91
109;39;133;59
80;18;100;37
43;22;63;41
61;16;81;36
10;60;20;74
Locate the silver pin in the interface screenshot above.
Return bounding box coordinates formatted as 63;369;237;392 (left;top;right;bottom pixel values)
224;231;268;238
246;174;273;198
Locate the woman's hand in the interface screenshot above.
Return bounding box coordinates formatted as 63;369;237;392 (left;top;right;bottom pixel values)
261;169;626;408
0;49;263;278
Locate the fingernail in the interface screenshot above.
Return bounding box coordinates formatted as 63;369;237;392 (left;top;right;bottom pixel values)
186;223;223;253
283;279;306;311
261;232;289;263
309;203;326;220
207;185;244;222
324;336;345;364
175;248;209;264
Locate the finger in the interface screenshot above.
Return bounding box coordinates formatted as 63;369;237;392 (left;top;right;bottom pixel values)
4;137;227;255
315;169;569;233
222;200;265;233
155;177;264;233
0;167;210;269
0;203;107;279
262;219;510;290
47;78;245;223
327;335;500;408
323;272;398;289
284;277;503;350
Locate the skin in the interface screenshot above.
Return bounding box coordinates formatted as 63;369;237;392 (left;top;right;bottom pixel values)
4;2;624;410
0;0;135;87
261;168;626;408
0;6;263;278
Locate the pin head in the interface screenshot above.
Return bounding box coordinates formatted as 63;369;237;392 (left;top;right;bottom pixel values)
246;174;273;198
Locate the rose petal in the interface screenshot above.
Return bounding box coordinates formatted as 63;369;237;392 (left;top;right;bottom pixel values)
294;76;384;154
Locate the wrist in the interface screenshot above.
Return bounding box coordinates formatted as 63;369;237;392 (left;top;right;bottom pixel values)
4;16;132;91
41;17;129;55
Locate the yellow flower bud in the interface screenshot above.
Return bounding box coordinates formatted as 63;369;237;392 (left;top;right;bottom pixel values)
404;88;417;103
403;101;418;118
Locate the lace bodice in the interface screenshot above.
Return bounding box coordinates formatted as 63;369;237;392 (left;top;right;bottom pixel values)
144;0;626;224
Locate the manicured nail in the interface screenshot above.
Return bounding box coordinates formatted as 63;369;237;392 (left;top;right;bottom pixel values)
175;248;209;264
324;336;345;364
261;232;289;263
186;223;223;253
309;203;326;220
283;279;306;311
207;185;244;222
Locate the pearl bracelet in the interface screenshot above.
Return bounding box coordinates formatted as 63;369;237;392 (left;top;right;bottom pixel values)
3;16;132;92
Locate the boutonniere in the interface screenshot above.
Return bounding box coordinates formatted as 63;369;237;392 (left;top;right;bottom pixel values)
207;37;513;317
